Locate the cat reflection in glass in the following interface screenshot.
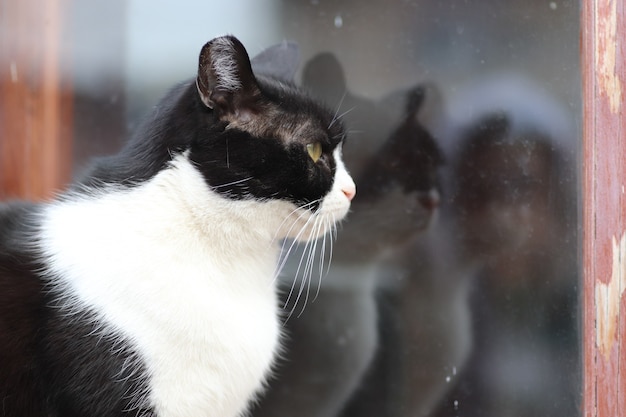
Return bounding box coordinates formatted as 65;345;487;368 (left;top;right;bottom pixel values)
252;52;450;417
0;36;355;417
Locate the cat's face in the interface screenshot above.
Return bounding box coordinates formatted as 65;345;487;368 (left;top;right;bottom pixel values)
191;36;355;242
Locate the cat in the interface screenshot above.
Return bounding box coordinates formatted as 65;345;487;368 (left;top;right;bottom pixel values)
337;91;476;417
0;35;355;417
251;52;444;417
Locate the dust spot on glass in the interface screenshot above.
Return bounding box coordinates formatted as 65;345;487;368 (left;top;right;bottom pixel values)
334;14;343;28
549;2;557;10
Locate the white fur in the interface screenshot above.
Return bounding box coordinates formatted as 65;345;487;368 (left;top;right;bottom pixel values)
38;154;354;417
212;37;243;92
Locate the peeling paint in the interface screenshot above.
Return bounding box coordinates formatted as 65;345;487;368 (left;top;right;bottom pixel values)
596;232;626;359
10;61;18;83
594;0;623;114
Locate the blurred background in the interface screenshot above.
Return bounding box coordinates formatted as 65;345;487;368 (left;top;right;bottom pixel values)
1;1;581;416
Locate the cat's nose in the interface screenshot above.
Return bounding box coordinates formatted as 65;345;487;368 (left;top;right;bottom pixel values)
342;184;356;201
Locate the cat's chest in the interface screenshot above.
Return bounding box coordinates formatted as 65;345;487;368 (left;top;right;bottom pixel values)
40;192;282;417
57;233;280;417
143;268;280;417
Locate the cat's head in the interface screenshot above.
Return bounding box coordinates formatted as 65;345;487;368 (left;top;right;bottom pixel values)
193;36;355;241
91;36;355;243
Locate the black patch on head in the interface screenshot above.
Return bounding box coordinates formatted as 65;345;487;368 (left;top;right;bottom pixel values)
188;76;342;210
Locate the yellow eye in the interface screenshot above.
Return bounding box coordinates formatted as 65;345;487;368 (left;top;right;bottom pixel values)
306;142;323;163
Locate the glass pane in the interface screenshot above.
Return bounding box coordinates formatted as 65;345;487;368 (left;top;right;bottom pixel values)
68;1;581;416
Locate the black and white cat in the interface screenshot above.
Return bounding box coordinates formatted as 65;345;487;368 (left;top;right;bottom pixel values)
0;36;355;417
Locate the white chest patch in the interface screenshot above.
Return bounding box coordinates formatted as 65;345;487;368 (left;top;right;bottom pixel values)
39;158;287;417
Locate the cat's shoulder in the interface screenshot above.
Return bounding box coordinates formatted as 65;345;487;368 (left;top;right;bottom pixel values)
0;201;39;241
0;201;42;272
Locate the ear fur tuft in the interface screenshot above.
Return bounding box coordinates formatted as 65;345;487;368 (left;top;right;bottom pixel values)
206;37;243;92
196;35;259;111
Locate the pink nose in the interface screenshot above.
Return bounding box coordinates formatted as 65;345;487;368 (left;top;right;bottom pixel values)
342;186;356;201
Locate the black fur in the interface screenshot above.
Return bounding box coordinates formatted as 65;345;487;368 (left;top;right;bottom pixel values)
0;203;48;417
189;75;343;206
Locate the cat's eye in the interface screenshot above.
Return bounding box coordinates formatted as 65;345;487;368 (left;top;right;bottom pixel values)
306;142;323;163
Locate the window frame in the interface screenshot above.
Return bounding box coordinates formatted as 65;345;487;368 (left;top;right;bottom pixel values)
581;1;626;416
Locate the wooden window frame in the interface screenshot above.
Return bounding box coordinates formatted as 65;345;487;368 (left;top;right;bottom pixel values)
0;0;624;415
582;0;626;416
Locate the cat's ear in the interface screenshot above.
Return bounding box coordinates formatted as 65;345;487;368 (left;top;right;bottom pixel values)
251;41;300;82
405;83;442;124
402;82;445;137
196;35;260;114
405;85;426;118
301;52;347;105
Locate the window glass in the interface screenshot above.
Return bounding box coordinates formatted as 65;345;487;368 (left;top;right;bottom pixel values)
69;1;581;416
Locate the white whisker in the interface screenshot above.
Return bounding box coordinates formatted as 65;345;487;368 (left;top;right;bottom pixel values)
272;201;321;285
276;240;311;296
314;216;330;301
328;91;348;129
282;214;318;310
275;207;312;262
297;217;323;317
333;106;356;125
212;176;253;189
271;199;319;244
286;214;323;321
325;214;337;277
275;195;345;323
347;129;365;136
